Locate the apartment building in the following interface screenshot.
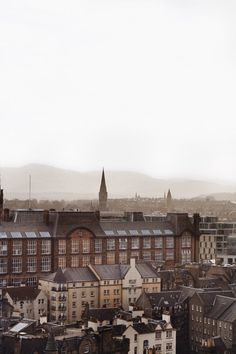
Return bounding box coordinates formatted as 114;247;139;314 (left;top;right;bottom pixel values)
199;216;236;262
40;259;161;323
39;267;99;323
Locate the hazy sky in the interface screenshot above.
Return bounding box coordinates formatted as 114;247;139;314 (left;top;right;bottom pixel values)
1;0;236;181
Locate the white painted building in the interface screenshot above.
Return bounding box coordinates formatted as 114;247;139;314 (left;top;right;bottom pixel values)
123;313;176;354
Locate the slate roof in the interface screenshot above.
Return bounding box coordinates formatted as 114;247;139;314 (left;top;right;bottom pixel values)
219;300;236;322
136;263;159;278
197;290;234;307
132;323;156;334
207;295;235;319
166;213;195;235
91;264;130;280
178;286;198;304
52;211;105;237
44;267;98;283
6;287;41;301
88;308;119;322
99;221;175;236
197;277;229;290
145;291;182;307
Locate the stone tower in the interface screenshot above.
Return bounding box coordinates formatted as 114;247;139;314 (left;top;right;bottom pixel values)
166;189;172;211
99;169;108;211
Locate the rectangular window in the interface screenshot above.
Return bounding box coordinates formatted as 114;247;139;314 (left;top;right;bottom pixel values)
41;257;51;272
107;239;115;250
182;234;192;247
166;343;172;350
41;240;51;255
58;240;66;254
12;258;22;273
27;240;37;255
71;256;80;267
181;249;191;264
94;255;102;264
82;255;90;267
71;239;79;254
155;331;161;340
166;237;174;248
0;259;7;274
0;240;7;256
155;238;163;248
82;239;90;253
107;252;115;264
94;239;102;253
131;238;139;249
155;250;163;262
131;251;139;259
119;238;127;250
27;257;37;273
58;256;66;268
143;238;151;249
12;240;22;256
166;330;172;338
166;249;174;260
143;251;151;261
119;252;127;264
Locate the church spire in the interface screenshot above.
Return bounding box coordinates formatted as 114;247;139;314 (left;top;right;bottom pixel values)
0;180;3;224
166;189;172;211
99;168;108;211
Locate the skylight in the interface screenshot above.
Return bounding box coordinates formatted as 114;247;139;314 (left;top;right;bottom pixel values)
104;230;115;236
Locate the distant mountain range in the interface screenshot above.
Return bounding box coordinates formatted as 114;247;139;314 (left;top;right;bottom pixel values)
0;164;235;200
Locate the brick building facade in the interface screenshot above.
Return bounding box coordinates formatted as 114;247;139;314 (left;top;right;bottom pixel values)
0;208;200;287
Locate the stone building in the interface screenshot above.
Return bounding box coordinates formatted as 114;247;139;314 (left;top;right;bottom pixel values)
39;258;161;323
4;286;47;322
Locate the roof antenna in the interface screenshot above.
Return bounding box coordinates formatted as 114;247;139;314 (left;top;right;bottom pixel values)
28;174;31;209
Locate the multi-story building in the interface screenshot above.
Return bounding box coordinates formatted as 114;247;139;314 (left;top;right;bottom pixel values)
189;289;235;353
40;267;99;323
40;258;161;323
89;258;161;310
0;204;200;287
4;286;47;322
83;305;176;354
199;216;236;262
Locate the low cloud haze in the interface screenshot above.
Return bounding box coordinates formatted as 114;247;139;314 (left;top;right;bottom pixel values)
0;1;236;181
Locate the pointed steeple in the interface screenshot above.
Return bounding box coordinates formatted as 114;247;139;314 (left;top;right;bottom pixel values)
166;189;172;211
99;168;108;211
0;179;3;223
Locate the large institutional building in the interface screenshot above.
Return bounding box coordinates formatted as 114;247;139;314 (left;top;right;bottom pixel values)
0;171;200;287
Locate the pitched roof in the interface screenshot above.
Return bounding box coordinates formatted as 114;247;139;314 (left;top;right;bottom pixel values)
99;221;175;236
6;287;41;301
136;263;159;278
207;295;235;319
132;323;156;334
90;264;130;280
196;290;234;307
88;308;118;322
144;291;182;307
43;267;98;283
